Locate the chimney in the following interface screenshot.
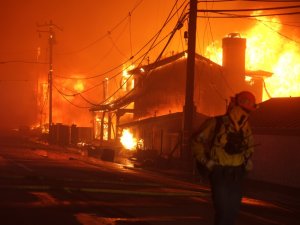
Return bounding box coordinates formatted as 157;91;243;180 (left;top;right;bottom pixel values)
222;33;246;94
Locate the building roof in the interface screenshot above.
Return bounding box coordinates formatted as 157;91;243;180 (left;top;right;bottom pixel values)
250;97;300;135
89;50;271;113
89;51;220;112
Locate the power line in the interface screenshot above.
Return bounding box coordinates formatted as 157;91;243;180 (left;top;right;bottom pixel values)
198;4;300;13
202;0;216;55
53;0;188;82
57;0;145;55
88;30;177;103
87;2;188;107
98;21;188;107
129;12;133;58
263;23;300;44
198;0;300;2
53;84;91;109
0;60;47;64
53;0;188;107
0;79;32;82
208;10;300;44
97;0;189;106
198;11;300;18
255;18;300;28
53;30;177;108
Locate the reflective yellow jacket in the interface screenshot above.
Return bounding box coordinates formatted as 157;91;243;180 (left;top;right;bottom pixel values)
192;115;254;167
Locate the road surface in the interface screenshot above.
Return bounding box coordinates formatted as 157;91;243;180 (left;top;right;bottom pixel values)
0;131;299;225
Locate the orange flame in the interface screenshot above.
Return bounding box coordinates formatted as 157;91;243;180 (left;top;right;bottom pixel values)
205;16;300;100
73;80;85;92
120;129;137;150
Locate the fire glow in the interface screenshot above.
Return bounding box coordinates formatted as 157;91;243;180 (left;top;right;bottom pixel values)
205;16;300;100
120;129;137;150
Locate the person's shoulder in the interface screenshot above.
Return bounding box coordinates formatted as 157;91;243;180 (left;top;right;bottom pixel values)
214;114;229;124
201;115;226;130
208;114;226;121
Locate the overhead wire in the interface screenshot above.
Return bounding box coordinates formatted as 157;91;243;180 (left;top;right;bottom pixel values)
197;0;300;3
197;1;300;97
53;0;187;81
201;0;216;55
0;60;47;64
129;12;133;58
257;21;300;44
198;11;300;18
53;84;91;109
205;11;300;44
95;29;183;107
107;30;128;58
93;0;189;107
54;28;180;107
198;4;300;13
198;0;235;98
58;0;298;108
57;0;145;55
255;18;300;28
134;0;181;69
56;29;176;96
55;0;188;108
156;4;188;60
175;0;187;52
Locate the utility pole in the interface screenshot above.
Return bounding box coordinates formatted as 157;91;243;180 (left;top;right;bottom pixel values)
182;0;197;164
48;22;54;135
37;20;62;141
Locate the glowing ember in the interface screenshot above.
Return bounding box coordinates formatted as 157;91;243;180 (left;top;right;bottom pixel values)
205;15;300;100
120;129;137;150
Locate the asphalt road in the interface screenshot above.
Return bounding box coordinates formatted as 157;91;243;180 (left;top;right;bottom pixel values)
0;132;299;225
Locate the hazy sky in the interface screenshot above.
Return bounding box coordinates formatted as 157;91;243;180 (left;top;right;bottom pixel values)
0;0;298;129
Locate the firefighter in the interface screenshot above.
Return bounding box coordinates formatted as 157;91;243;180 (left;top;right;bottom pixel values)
192;91;257;225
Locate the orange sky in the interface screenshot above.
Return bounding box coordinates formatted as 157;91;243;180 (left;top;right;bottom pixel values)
0;0;299;129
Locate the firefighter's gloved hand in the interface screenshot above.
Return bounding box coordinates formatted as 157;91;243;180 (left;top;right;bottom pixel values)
206;160;216;171
244;159;253;171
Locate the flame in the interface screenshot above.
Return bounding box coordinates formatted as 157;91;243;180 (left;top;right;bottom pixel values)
205;15;300;100
120;129;137;150
37;73;95;129
74;80;85;92
121;65;135;91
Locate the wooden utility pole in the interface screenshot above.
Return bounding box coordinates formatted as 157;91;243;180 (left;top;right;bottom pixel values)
48;21;54;134
37;20;62;141
182;0;197;163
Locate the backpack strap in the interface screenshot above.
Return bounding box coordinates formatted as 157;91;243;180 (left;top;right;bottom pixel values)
209;115;223;150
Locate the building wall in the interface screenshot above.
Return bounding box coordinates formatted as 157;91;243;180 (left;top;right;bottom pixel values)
134;57;229;119
194;58;228;116
249;134;300;188
132;114;183;158
120;112;208;159
134;59;187;119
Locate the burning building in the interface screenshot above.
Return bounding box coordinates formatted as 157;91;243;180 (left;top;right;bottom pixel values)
90;33;271;161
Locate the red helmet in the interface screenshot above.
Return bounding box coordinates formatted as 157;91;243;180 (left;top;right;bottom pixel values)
235;91;257;111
